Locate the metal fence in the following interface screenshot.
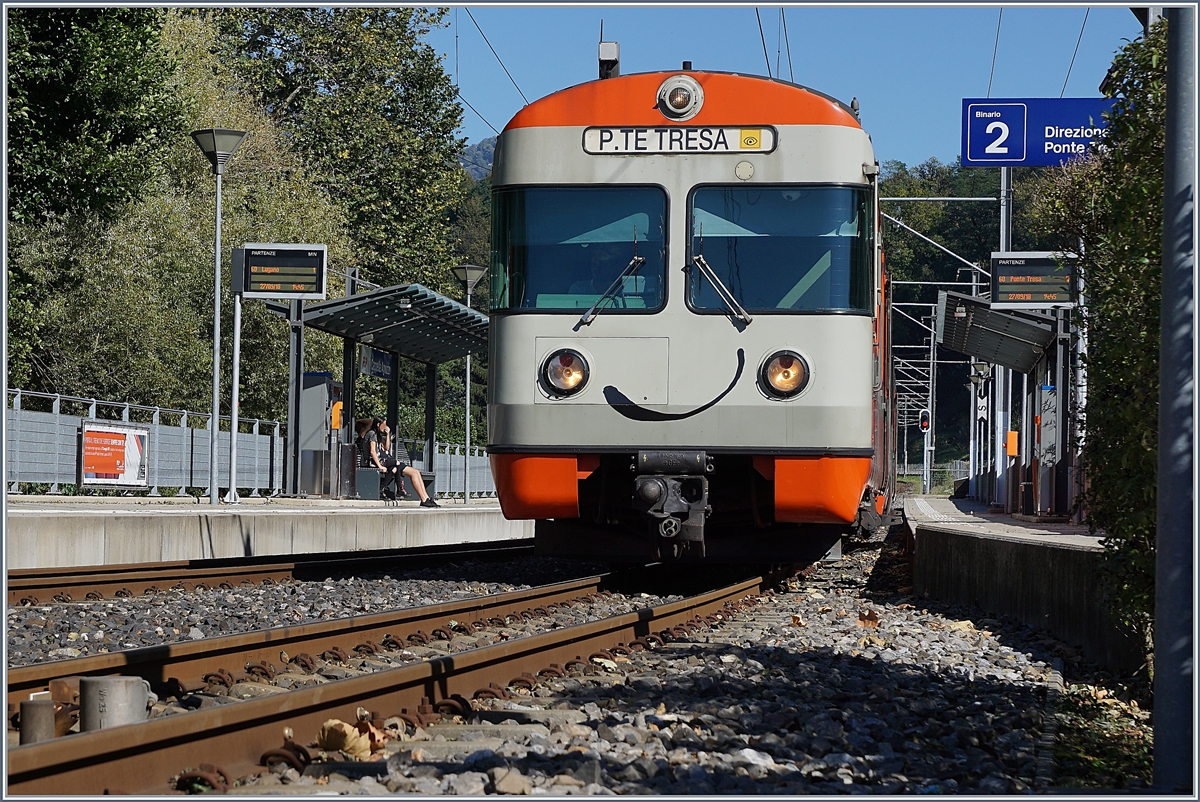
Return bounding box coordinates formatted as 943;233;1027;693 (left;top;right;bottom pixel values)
939;460;970;481
399;439;495;499
6;389;497;498
6;389;284;496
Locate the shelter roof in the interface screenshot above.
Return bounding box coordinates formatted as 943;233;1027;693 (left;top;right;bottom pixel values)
936;291;1056;374
266;284;487;364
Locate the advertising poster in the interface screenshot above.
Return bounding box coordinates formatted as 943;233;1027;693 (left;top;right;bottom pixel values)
80;421;150;487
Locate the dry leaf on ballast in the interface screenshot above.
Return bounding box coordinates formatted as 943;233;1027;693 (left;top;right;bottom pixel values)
857;610;880;628
316;719;372;760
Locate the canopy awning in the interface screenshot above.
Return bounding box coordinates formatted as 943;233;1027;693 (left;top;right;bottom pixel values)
267;283;487;364
936;290;1056;374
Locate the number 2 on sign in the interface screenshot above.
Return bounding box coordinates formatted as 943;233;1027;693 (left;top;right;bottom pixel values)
985;122;1010;154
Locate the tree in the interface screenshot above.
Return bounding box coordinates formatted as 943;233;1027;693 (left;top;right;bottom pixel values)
6;8;188;389
1029;21;1167;641
11;11;354;421
459;136;496;180
6;8;186;225
215;8;466;291
879;158;1055;469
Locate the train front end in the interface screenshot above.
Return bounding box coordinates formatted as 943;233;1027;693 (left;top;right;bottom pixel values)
487;67;892;562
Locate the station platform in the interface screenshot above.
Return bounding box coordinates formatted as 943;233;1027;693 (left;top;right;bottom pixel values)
3;495;532;571
904;495;1144;674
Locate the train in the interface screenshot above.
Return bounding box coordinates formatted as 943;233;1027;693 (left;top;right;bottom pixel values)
486;50;896;563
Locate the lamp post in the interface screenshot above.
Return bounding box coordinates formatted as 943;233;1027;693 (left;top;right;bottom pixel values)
190;128;247;505
451;265;487;504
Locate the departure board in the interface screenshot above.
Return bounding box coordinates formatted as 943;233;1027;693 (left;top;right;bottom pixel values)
990;252;1076;310
235;244;327;300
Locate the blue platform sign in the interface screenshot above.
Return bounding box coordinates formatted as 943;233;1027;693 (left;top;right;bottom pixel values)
961;98;1115;167
358;345;393;380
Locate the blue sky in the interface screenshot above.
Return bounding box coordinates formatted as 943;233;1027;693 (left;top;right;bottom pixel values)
424;5;1145;167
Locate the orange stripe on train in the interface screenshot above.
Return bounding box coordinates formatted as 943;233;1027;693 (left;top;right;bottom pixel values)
504;72;861;131
753;456;871;524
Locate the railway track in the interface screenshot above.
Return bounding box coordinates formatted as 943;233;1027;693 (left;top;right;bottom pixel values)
7;573;769;794
6;539;535;606
7;572;608;708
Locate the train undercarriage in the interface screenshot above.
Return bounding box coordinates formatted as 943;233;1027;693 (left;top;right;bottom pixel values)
533;451;887;563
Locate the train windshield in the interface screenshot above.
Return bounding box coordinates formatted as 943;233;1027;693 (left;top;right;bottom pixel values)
688;186;872;314
491;187;666;312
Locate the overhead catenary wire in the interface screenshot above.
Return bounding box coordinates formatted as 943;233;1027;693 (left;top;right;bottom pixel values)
1060;8;1090;97
781;7;795;83
776;9;782;80
987;8;1003;98
755;8;773;79
458;153;493;174
465;8;529;106
458;93;500;136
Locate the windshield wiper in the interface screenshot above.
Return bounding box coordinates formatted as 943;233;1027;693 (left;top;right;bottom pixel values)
576;255;645;327
691;254;753;325
577;229;646;327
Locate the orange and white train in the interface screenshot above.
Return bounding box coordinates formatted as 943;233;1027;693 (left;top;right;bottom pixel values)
486;54;895;562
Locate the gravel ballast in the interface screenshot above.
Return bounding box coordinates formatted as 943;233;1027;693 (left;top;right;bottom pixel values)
234;527;1069;795
6;558;605;667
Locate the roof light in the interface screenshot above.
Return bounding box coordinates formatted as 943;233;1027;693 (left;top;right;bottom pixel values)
657;75;704;121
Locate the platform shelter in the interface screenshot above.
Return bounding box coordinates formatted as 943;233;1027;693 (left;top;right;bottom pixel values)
266;282;487;496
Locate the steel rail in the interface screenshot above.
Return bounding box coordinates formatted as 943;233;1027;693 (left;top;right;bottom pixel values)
7;576;767;795
7;571;598;708
6;540;534;606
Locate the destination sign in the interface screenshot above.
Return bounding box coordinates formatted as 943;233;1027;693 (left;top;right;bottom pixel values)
991;251;1076;309
583;126;776;155
234;243;327;300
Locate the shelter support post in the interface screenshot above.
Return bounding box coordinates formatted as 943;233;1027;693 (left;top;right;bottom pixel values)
424;363;437;477
386;364;399;455
341;269;358;449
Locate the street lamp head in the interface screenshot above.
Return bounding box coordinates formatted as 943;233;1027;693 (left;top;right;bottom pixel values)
190;128;248;175
452;264;488;291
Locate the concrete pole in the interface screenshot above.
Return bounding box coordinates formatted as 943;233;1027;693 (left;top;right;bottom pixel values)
1154;6;1195;793
209;172;223;505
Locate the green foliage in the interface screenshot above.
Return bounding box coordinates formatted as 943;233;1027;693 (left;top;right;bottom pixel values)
1052;683;1152;789
880;159;1057;467
6;7;187;396
6;7;488;453
1029;22;1167;639
5;268;38;388
6;8;187;225
215;8;467;291
9;11;351;420
460;136;496;180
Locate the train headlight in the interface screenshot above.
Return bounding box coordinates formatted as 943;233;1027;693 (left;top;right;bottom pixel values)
667;86;692;111
542;349;590;396
761;351;809;398
657;75;704;120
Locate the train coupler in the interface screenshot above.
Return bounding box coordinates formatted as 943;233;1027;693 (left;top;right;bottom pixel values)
632;451;711;547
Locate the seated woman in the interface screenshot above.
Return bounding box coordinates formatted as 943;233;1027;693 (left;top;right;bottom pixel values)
362;417;439;507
